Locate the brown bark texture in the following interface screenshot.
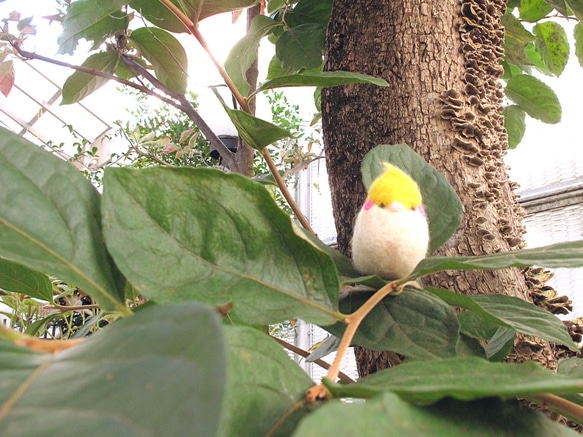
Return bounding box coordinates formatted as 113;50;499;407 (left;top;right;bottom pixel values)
321;0;559;377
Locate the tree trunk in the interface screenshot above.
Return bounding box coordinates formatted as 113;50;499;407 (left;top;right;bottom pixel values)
322;0;558;377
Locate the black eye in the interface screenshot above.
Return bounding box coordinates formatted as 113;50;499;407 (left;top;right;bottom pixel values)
379;203;385;208
410;206;416;211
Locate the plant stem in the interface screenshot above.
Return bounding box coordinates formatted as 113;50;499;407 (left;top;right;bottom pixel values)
529;394;583;425
327;280;399;382
270;335;355;384
307;279;406;401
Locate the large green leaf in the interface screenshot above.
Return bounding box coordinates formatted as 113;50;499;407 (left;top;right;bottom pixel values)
414;240;583;278
325;357;583;402
213;89;292;150
129;27;188;93
218;327;313;437
276;23;325;71
360;144;463;255
504;105;526;149
129;0;189;33
505;74;561;123
0;258;52;302
293;393;580;436
253;71;389;96
325;288;460;360
534;21;569;77
566;0;583;21
61;51;120;105
520;0;554;21
58;0;129;55
225;15;281;96
0;129;127;313
101;167;343;325
0;303;225;436
426;287;578;351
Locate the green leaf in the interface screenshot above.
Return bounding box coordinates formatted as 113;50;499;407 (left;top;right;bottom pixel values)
566;0;583;21
115;55;148;80
325;288;460;360
254;71;389;96
218;327;313;437
415;240;583;277
225;15;281;96
574;23;583;67
0;128;127;313
101;167;343;326
455;333;488;359
505;74;562;123
534;21;569;77
360;144;463;255
325;357;583;402
504;35;533;66
502;13;536;43
129;27;188;93
485;327;516;361
525;44;554;76
457;310;500;340
171;0;257;23
559;357;583;376
293;224;361;279
0;303;225;436
544;0;570;16
61;51;120;105
0;258;52;302
128;0;189;33
266;54;296;80
276;23;325;71
284;0;333;28
520;0;554;21
293;393;580;436
426;287;578;351
58;0;129;55
504;105;526;149
213;89;292;150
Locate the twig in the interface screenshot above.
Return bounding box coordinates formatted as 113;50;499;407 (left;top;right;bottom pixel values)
306;279;407;401
529;394;583;425
46;303;101;312
270;335;355;384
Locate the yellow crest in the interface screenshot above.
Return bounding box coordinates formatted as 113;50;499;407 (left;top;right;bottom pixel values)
367;163;422;209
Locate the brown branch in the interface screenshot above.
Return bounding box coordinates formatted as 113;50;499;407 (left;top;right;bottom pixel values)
270;335;355;384
529;394;583;425
46;303;101;312
14;45;236;169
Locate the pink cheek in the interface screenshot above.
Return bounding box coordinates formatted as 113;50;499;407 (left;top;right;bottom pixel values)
419;204;426;218
363;199;374;211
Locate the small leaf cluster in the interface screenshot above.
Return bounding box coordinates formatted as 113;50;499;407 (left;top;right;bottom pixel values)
503;0;583;147
2;127;583;435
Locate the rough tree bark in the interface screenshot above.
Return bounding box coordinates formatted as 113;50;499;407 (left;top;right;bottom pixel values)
321;0;560;376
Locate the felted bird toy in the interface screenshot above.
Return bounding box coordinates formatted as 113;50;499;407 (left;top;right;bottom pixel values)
351;163;430;280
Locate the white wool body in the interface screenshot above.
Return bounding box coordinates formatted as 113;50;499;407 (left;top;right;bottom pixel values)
351;203;429;280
